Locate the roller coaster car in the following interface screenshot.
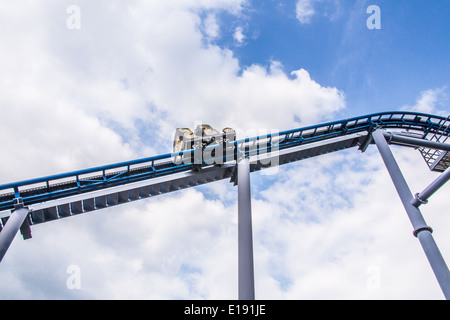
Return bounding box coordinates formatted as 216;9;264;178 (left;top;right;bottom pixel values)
173;125;236;165
173;128;195;153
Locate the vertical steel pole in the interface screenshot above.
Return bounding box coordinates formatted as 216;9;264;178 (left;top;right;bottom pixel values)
372;129;450;299
237;157;255;300
0;205;29;263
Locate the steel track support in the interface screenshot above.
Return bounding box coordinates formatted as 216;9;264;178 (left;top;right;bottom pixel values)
237;157;255;300
412;167;450;208
382;131;450;152
0;198;29;263
372;129;450;299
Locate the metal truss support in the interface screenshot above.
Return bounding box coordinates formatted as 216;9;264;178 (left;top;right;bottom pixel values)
372;129;450;299
237;157;255;300
0;198;29;263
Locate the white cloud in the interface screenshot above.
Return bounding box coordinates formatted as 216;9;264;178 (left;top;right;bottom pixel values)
402;87;448;116
296;0;316;24
120;4;346;135
295;0;342;24
203;13;220;39
233;26;245;44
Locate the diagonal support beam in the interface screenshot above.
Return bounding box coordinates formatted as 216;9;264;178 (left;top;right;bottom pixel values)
0;198;29;263
372;129;450;299
412;167;450;207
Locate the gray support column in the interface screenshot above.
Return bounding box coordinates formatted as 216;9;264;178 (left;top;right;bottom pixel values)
372;129;450;299
237;157;255;300
0;202;29;263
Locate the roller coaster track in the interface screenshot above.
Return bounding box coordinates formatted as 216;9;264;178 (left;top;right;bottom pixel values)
2;110;450;299
1;111;449;227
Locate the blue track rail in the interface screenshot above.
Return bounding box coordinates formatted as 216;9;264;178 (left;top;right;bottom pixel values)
1;111;449;213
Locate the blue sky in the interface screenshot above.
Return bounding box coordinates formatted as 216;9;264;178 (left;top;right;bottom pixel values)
0;0;449;300
213;0;450;117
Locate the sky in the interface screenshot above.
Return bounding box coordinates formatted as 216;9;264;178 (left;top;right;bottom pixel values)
0;0;449;299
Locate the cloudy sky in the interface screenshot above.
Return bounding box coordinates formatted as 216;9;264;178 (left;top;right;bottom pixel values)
1;0;449;299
